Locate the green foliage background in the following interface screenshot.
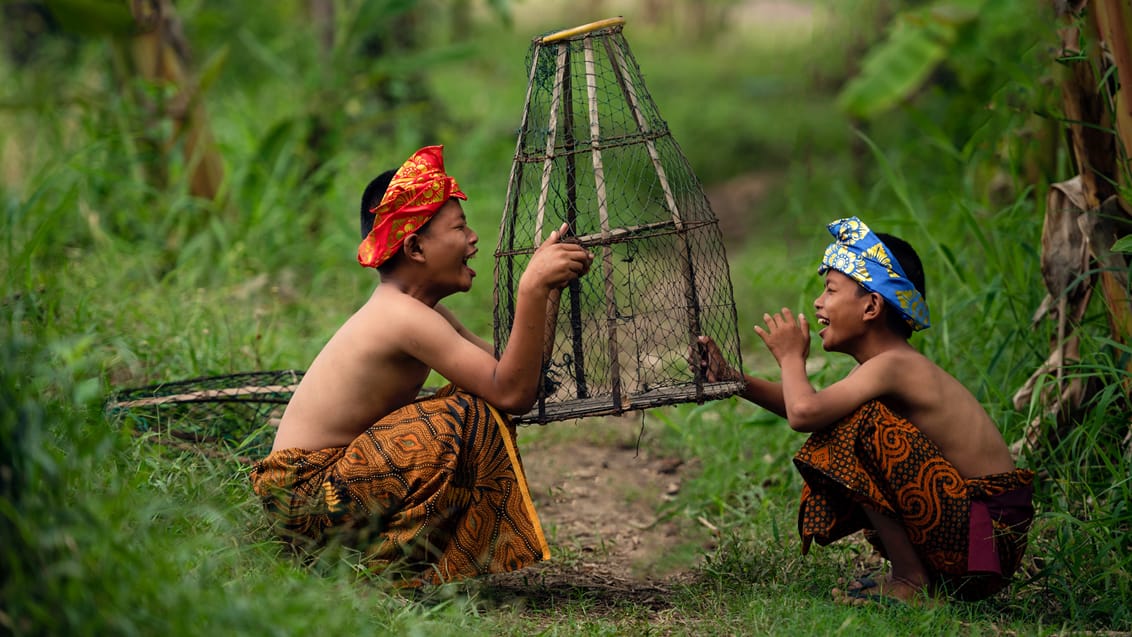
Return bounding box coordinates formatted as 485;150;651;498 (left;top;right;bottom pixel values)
1;0;1129;634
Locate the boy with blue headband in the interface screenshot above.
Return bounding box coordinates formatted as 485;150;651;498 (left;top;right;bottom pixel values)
698;217;1034;605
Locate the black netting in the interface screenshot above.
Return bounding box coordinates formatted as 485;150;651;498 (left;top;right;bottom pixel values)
494;20;745;423
105;370;304;460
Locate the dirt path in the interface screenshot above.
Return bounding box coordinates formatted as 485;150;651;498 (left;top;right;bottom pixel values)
478;417;715;613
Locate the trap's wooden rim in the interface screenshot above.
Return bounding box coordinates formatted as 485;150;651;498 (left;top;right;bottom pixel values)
537;16;625;44
515;379;747;424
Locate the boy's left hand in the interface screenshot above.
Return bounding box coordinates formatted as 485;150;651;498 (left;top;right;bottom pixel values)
753;308;810;366
521;223;594;293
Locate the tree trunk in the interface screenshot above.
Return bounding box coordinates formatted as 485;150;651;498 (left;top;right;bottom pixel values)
1016;0;1132;457
129;0;224;201
308;0;334;55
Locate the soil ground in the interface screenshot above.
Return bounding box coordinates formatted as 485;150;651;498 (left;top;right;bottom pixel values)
477;416;716;614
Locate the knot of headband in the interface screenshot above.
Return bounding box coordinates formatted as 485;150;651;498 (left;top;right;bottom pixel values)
358;145;467;269
818;216;930;331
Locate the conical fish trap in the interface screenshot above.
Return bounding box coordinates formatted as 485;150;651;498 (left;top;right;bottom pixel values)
494;17;745;424
106;369;304;461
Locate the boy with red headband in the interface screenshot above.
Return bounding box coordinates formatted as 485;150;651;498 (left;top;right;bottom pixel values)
251;145;593;585
698;217;1034;605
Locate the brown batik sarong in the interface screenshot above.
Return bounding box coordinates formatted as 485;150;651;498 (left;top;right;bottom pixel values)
249;386;549;585
793;400;1035;601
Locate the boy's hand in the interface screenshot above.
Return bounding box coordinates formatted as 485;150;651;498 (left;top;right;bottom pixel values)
694;335;743;383
520;223;594;293
753;308;810;366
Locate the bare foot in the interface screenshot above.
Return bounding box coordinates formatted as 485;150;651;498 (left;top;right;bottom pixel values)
830;573;884;598
831;575;938;607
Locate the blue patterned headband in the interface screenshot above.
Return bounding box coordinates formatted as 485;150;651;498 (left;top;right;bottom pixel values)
818;217;930;331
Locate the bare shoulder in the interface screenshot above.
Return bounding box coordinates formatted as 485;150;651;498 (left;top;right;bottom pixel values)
854;347;935;383
876;347;998;435
868;346;933;368
328;287;440;360
355;286;472;355
273;286;445;451
357;285;446;328
848;347;968;418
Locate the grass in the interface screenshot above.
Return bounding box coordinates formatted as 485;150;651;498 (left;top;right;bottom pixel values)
3;0;1131;634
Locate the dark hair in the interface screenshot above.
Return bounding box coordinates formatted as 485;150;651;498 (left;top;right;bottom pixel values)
875;232;926;339
360;169;396;240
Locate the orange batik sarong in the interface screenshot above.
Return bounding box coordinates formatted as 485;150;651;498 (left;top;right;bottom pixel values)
793;400;1035;601
250;386;549;585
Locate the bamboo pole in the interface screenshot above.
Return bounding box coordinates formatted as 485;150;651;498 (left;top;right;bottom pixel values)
110;384;298;408
584;36;624;410
1089;0;1132;348
1015;0;1132;457
538;17;625;44
1057;13;1118;208
560;46;590;399
604;39;681;229
534;45;568;243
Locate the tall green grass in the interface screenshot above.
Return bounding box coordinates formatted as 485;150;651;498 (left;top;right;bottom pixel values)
2;0;1129;634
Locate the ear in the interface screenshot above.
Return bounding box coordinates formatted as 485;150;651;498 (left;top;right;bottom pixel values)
862;292;884;322
402;233;426;264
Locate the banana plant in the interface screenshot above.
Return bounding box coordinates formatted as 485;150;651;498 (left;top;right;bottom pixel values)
43;0;226;202
1013;0;1132;455
836;0;986;119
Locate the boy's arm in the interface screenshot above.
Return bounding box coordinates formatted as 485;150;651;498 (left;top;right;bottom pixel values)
434;291;562;360
483;224;590;411
740;376;787;417
779;359;900;431
435;303;493;354
756;309;900;431
408;224;592;413
543;288;563;363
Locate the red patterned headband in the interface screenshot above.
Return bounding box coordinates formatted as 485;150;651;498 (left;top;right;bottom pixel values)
357;145;467;268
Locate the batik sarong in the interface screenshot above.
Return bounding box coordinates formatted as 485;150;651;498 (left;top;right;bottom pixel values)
250;386;549;585
793;400;1035;601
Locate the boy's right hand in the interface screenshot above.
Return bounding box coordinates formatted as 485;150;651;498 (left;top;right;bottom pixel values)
753;308;810;365
520;223;594;293
695;335;744;383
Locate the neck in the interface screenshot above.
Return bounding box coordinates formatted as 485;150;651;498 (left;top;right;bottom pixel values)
378;270;447;307
848;330;915;365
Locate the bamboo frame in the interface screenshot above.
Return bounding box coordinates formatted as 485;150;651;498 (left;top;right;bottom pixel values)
533;45;568;243
560;46;590;400
584;36;625;412
495;17;746;423
538;16;625;44
110;384;297;408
